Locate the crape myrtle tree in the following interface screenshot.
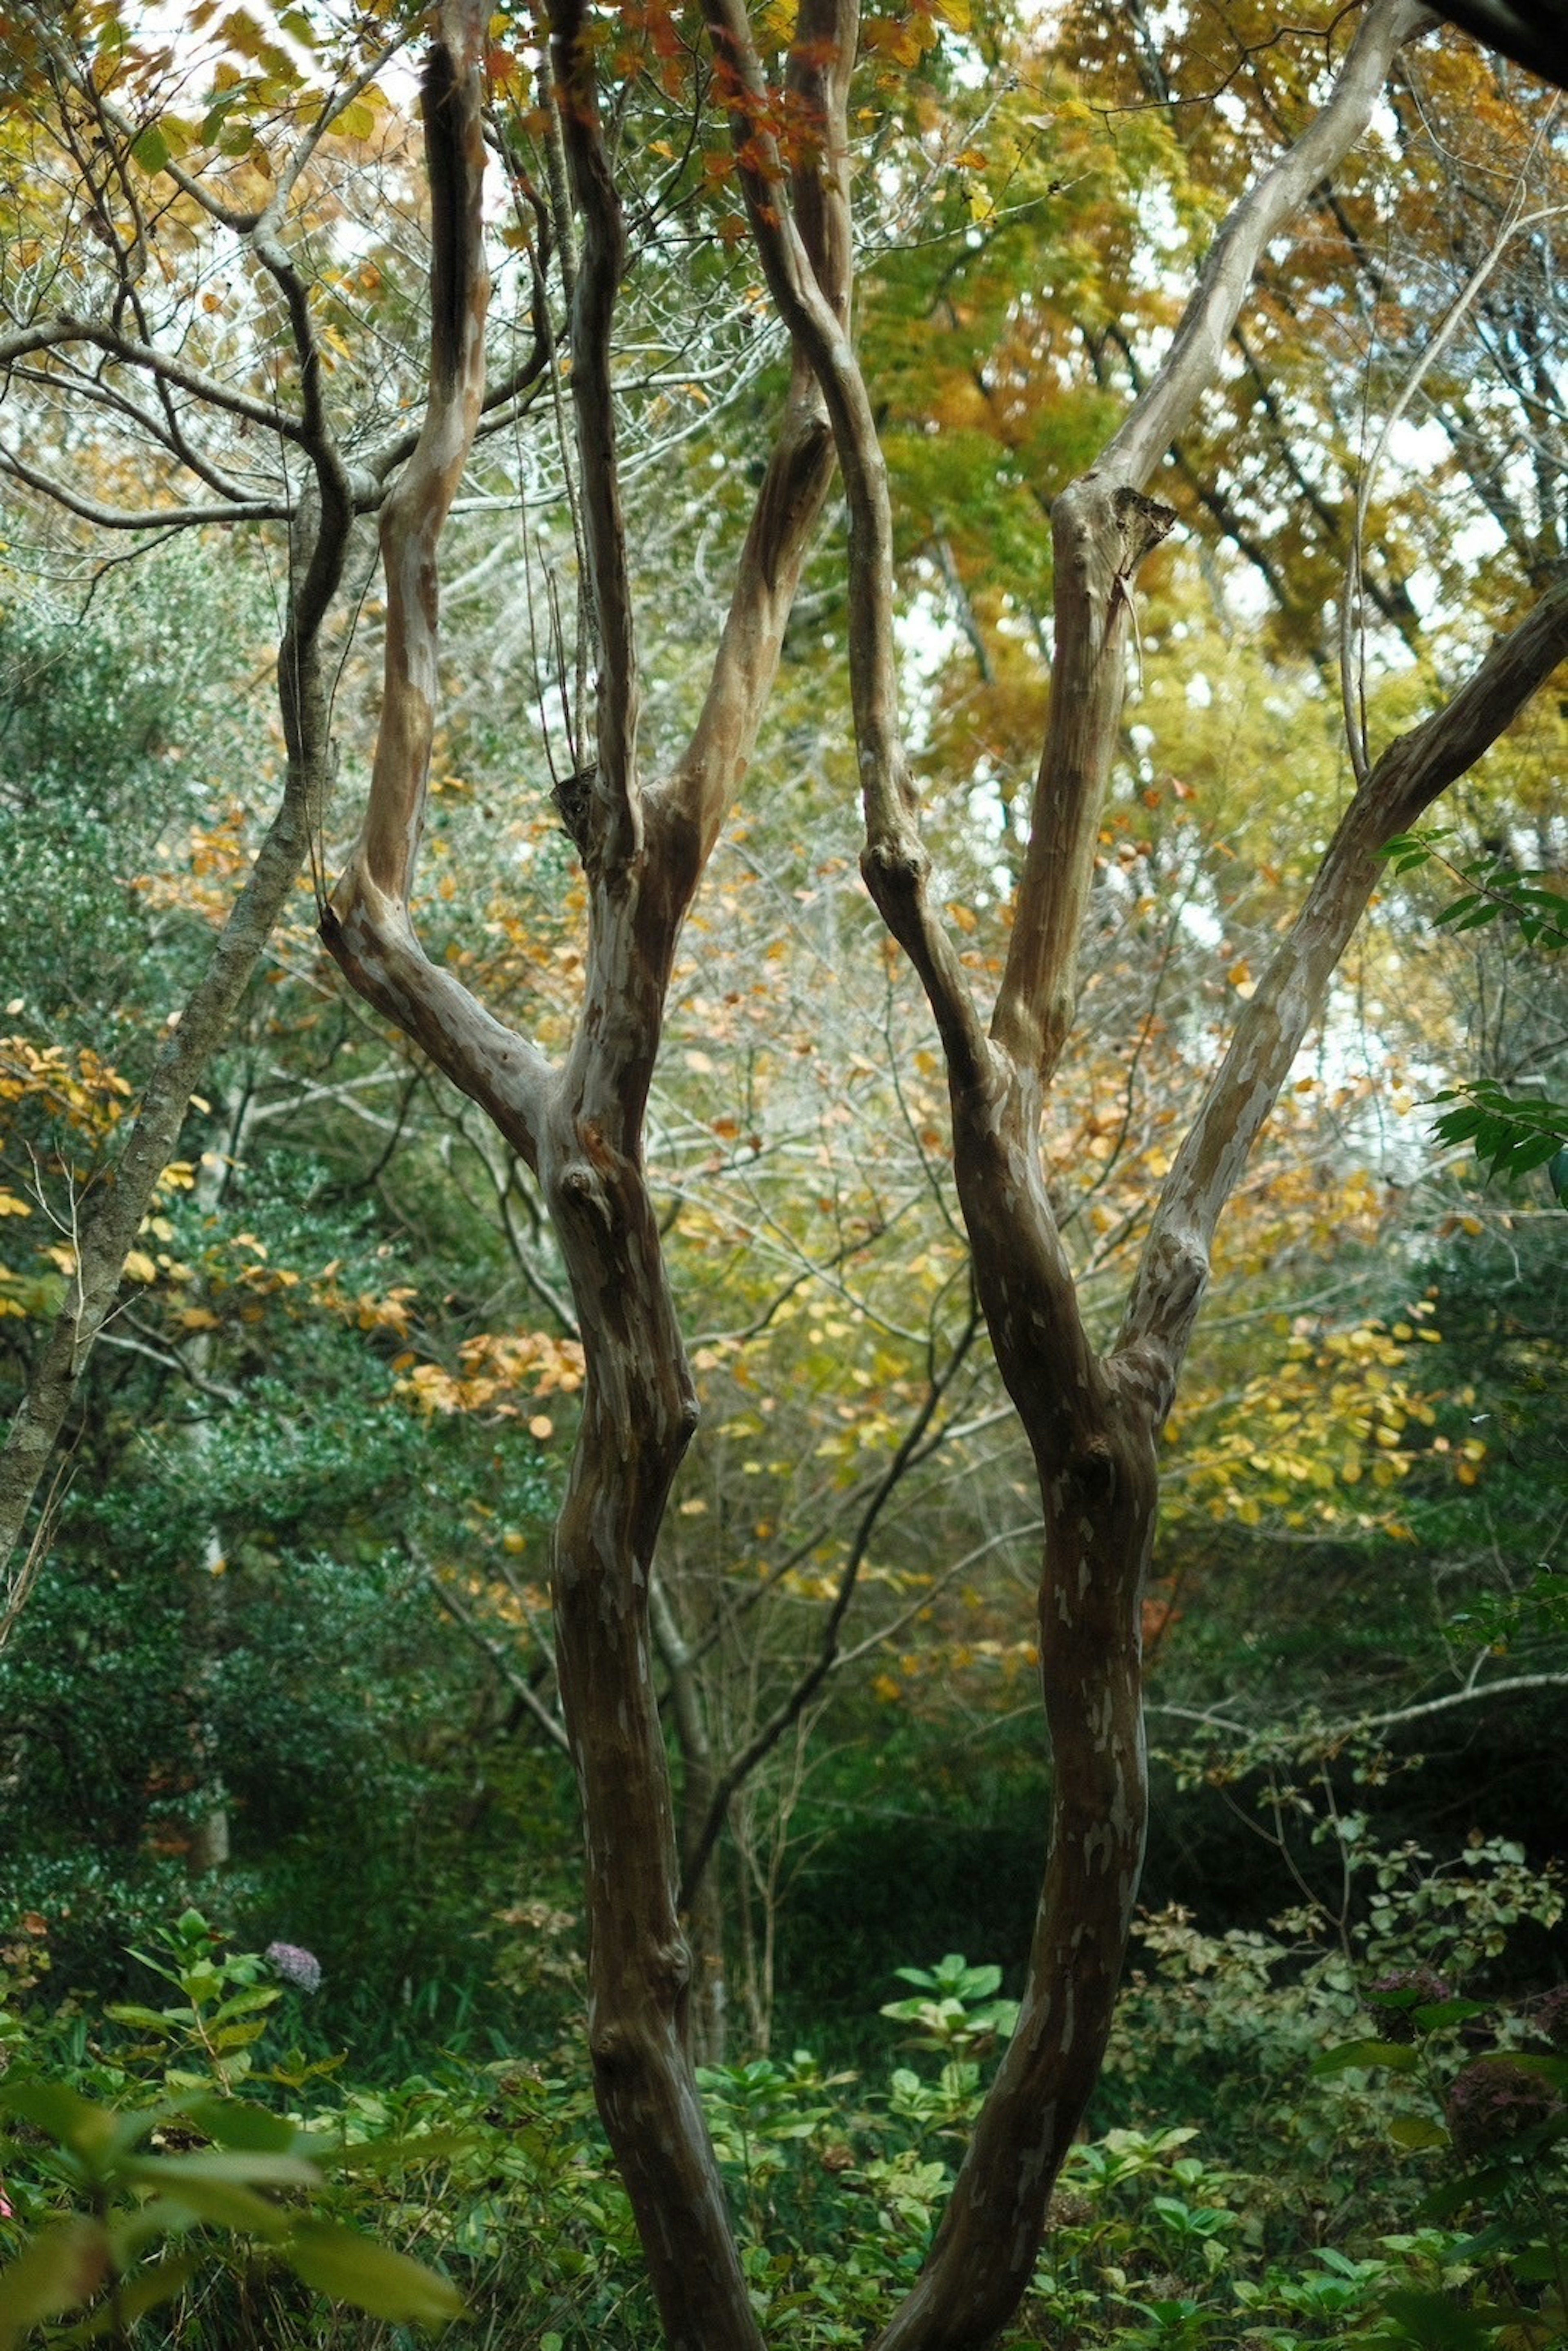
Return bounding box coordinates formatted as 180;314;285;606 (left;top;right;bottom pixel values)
324;4;1568;2349
3;7;1568;2351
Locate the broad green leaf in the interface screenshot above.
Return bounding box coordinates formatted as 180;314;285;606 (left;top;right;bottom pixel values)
323;2128;474;2176
104;2004;178;2033
53;2254;199;2344
1496;2053;1568;2088
177;2094;299;2153
1389;2114;1450;2150
120;2159;293;2238
0;2221;112;2349
1380;2287;1495;2350
209;1987;281;2027
213;2019;271;2052
1411;1999;1490;2029
131;126;170;176
285;2221;465;2323
1312;2039;1420;2076
0;2080;119;2161
125;2148;320;2189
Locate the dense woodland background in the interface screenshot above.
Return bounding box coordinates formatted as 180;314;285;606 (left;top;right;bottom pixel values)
0;0;1565;2340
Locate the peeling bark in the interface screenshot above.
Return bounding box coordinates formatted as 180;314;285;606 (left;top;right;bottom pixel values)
698;4;1561;2349
318;3;848;2343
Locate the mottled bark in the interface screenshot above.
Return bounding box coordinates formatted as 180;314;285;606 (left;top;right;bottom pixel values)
319;3;850;2343
699;4;1550;2349
652;1576;729;2063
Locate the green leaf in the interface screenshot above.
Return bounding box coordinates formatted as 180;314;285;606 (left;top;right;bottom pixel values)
120;2158;294;2238
284;2222;466;2324
1505;1131;1566;1174
1497;2053;1568;2088
131;125;170;176
104;2003;179;2033
213;2020;271;2052
1411;1999;1490;2030
125;2148;320;2189
177;2094;300;2153
0;2080;120;2162
1433;895;1491;930
1380;2288;1496;2350
322;2128;474;2177
1312;2039;1420;2076
210;1987;281;2027
53;2253;199;2343
1389;2114;1450;2150
0;2221;112;2349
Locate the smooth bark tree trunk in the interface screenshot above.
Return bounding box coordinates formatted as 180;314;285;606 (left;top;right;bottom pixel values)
319;6;848;2343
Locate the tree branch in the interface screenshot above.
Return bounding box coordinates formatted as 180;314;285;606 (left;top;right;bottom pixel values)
420;1562;570;1754
701;0;995;1103
325;0;554;1169
1118;571;1568;1416
992;0;1433;1084
658;0;853;888
550;0;641;874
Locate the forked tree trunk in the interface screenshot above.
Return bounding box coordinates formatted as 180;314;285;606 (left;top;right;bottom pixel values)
319;4;1568;2349
694;4;1563;2349
319;4;846;2344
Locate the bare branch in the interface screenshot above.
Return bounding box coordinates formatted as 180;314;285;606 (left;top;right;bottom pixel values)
325;0;554;1167
549;0;641;873
1119;571;1568;1414
679;1298;980;1908
1104;0;1435;489
702;0;994;1101
420;1562;571;1754
0;444;285;529
993;0;1433;1085
659;0;853;882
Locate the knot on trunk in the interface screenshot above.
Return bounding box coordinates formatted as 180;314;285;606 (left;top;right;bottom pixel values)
1113;484;1178;571
553;762;597;857
554;1158;615;1236
860;835;929;900
1065;1437;1117;1504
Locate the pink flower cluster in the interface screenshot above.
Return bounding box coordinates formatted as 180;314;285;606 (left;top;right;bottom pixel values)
265;1941;322;1994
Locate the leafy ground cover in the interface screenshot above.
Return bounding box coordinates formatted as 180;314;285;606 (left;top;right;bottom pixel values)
2;1820;1563;2350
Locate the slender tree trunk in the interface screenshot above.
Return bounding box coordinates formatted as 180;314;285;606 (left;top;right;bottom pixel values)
317;9;848;2341
0;496;346;1626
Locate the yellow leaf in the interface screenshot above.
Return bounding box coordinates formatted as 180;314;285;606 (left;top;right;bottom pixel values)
124;1249;158;1283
